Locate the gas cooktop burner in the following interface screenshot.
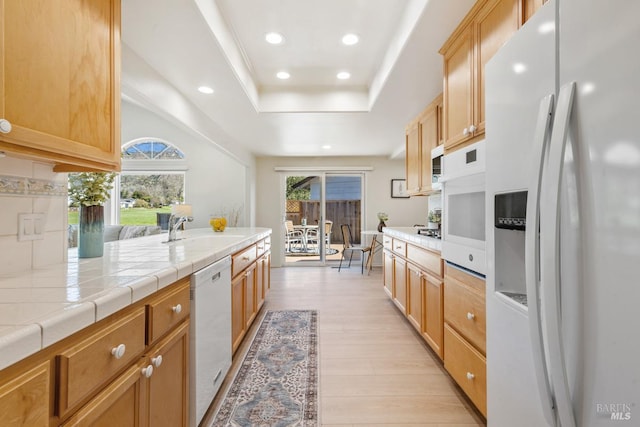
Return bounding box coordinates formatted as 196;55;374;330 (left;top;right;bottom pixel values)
416;228;441;239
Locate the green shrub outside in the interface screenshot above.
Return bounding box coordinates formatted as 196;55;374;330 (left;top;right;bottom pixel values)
68;206;171;225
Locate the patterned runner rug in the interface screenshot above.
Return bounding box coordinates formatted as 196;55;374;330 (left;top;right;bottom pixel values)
212;310;318;427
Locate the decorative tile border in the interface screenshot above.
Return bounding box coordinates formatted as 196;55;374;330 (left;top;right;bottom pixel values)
0;175;67;197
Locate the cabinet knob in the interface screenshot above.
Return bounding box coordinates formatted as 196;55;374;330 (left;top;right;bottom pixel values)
172;304;182;314
466;312;475;320
111;343;126;359
0;119;12;134
463;127;469;136
151;355;163;368
466;372;475;380
141;365;154;378
469;124;476;133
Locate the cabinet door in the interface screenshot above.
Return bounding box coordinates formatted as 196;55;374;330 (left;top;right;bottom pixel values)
423;274;444;359
524;0;546;22
419;103;439;192
393;257;407;314
61;361;146;427
406;264;423;333
443;25;473;149
231;274;245;353
474;0;522;135
244;264;257;330
383;250;394;298
146;321;189;427
256;256;265;311
0;0;121;171
405;121;421;194
0;361;50;426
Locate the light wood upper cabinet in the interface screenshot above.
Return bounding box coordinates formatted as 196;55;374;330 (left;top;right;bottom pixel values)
0;0;121;172
405;94;443;196
440;0;522;152
524;0;547;22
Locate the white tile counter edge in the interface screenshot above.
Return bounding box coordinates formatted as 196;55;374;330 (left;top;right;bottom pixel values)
382;227;442;252
0;227;271;370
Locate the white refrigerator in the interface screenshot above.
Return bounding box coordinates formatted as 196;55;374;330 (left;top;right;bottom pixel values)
485;0;640;426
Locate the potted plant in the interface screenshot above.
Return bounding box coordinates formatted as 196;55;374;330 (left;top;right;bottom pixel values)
427;210;441;230
68;172;116;258
377;212;389;232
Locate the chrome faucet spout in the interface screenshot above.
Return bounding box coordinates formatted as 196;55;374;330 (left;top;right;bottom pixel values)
167;214;193;242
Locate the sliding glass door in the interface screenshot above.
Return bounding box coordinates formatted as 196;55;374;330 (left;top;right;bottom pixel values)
283;172;364;266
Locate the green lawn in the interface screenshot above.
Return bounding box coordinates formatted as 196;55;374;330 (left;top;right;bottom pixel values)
68;206;172;225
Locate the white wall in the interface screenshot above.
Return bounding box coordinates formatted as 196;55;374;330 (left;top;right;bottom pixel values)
255;156;430;266
0;156;68;275
121;101;249;229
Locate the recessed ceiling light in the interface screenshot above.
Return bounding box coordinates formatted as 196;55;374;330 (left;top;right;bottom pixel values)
342;33;359;46
277;71;290;80
198;86;214;94
265;32;284;44
322;145;331;150
337;71;351;80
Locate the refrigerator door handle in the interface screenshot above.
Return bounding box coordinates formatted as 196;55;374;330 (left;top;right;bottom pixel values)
542;81;577;427
525;93;556;425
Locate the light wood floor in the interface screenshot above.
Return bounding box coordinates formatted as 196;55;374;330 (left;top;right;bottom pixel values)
204;266;486;427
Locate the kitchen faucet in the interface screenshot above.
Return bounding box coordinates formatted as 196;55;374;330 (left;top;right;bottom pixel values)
166;214;193;242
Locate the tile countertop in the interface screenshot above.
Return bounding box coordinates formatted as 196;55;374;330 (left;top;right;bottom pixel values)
383;227;442;253
0;227;271;371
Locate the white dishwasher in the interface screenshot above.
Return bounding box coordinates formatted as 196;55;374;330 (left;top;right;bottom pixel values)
190;255;232;427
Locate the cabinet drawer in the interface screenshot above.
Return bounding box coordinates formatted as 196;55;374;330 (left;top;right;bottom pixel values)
57;307;146;416
444;273;486;354
147;279;190;345
444;324;486;417
232;244;257;277
257;238;269;257
382;236;393;250
407;244;442;277
391;238;407;257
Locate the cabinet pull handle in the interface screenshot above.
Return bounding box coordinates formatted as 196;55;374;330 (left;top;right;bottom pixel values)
466;372;475;380
0;119;11;134
172;304;182;314
395;246;402;249
242;256;250;261
151;355;163;368
469;124;476;133
466;312;475;320
141;365;154;378
111;344;126;359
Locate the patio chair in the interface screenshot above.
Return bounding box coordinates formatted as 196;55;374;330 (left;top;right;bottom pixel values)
338;224;371;274
306;220;333;253
285;220;304;252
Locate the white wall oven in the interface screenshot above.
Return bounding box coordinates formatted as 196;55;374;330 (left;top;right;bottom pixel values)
442;140;486;275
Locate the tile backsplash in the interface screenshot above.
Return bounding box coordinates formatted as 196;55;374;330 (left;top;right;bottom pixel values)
0;156;68;275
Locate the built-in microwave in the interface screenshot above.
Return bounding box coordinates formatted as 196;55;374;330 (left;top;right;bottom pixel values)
441;140;486;275
431;144;444;191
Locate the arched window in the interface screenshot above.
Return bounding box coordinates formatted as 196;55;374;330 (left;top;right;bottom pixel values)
122;139;186;160
113;138;188;227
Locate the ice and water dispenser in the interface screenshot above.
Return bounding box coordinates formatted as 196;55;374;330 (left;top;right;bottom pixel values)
494;191;528;306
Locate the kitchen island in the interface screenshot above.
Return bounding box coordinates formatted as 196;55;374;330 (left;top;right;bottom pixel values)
0;227;271;426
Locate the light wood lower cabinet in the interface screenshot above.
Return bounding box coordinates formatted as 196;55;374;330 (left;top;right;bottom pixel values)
231;238;271;354
382;234;444;361
0;278;191;427
0;360;50;426
145;321;189;427
443;263;487;417
392;256;407;314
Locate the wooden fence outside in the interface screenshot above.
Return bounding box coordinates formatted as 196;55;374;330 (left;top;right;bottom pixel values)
286;200;362;244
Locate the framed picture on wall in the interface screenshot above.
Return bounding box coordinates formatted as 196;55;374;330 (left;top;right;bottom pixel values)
391;179;409;198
